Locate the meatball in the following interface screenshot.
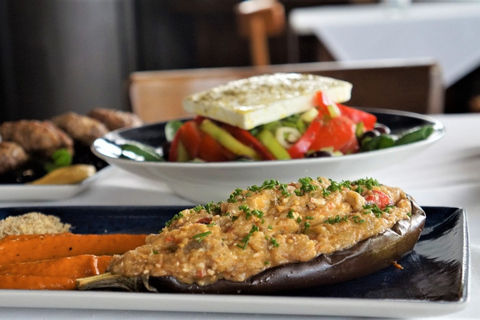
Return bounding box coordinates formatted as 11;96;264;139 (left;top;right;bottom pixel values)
87;108;143;131
0;120;73;158
52;112;109;145
0;142;29;175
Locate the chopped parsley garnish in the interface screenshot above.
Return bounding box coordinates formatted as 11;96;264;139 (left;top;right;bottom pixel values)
205;202;221;214
352;178;380;190
236;225;259;249
363;203;384;217
304;222;311;232
322;188;331;197
238;205;264;220
269;237;279;247
279;184;291;197
384;204;395;213
351;178;380;191
260;179;281;190
324;214;348;224
247;179;279;193
265;235;280;247
322;178;381;197
228;188;244;203
247;185;261;192
294;177;319;196
355;185;364;194
287;209;295;219
193;231;211;242
193;205;204;212
165;212;184;227
352;216;365;223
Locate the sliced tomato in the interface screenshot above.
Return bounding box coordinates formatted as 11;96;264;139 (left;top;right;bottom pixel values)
309;116;356;152
287;119;321;159
193;115;205;125
222;124;275;160
339;134;359;154
365;190;391;209
314;91;340;118
337;104;377;131
197;133;235;162
315;91;377;131
179;120;202;159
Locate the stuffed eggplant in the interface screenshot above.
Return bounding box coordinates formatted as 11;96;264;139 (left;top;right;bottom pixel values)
78;177;426;294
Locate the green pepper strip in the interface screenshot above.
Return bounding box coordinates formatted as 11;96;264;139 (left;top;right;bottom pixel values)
257;129;291;160
176;141;190;162
360;134;395;152
199;119;260;159
395;125;435;146
121;143;164;162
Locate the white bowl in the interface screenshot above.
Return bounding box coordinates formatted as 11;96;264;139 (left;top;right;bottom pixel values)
92;109;445;204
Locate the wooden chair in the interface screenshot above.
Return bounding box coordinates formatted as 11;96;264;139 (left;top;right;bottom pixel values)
129;58;444;123
234;0;285;66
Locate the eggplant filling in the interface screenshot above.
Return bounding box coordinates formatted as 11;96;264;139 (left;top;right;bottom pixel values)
107;177;418;290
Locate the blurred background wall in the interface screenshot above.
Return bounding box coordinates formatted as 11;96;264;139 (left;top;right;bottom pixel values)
0;0;478;122
0;0;359;122
0;0;137;121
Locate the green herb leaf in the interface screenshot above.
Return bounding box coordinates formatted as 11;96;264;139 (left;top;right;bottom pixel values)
236;225;259;249
193;231;211;242
44;148;72;172
165;212;184;227
164;120;184;142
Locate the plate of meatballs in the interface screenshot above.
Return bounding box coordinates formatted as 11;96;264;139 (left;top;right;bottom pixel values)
0;108;142;201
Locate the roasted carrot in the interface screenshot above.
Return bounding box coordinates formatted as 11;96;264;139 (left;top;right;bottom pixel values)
0;275;77;290
0;255;113;290
0;254;112;277
0;233;147;265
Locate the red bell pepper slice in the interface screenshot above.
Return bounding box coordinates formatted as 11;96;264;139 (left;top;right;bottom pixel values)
179;120;202;159
222;124;275;161
365;190;391;209
287;119;321;159
314;91;377;131
309;115;357;152
337;103;377;131
197;133;235;162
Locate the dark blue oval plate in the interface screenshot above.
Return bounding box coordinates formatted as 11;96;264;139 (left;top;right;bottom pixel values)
0;205;469;318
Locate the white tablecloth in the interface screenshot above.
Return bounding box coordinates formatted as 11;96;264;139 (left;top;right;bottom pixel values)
1;113;480;319
289;2;480;87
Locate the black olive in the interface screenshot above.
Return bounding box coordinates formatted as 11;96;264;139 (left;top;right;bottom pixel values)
374;123;391;135
233;155;255;162
162;141;171;161
360;129;380;141
358;130;380;147
306;150;332;158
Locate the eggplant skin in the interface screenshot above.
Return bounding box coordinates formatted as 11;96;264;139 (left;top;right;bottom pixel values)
147;199;426;294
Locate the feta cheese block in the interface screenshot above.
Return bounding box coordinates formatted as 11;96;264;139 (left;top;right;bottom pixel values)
182;73;353;130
